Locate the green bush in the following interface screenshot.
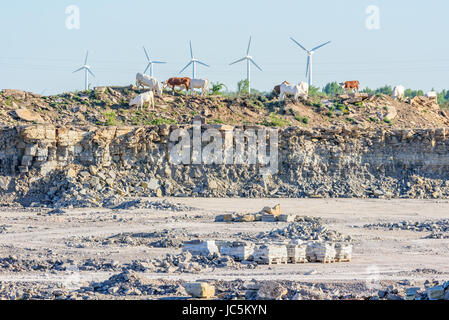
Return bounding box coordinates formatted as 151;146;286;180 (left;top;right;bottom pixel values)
263;113;291;127
323;82;344;96
103;111;117;126
210;82;228;95
294;115;309;124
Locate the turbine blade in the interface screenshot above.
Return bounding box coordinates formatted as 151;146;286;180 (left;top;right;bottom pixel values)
144;63;151;74
247;36;252;55
87;68;95;77
305;56;310;77
143;46;150;61
179;61;192;74
84;51;89;65
189;41;193;59
229;57;246;65
197;60;210;67
311;41;331;51
290;37;308;53
73;67;84;73
250;58;262;71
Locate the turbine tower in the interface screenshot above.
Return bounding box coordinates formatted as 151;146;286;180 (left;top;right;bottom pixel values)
229;36;262;94
73;51;95;91
143;46;166;77
179;41;209;79
290;37;331;87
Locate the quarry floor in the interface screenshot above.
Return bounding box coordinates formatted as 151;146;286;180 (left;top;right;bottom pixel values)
0;198;448;299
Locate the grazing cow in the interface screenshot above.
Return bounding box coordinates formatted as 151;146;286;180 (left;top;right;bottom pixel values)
129;91;155;111
163;77;191;95
136;73;163;97
274;81;290;96
298;81;309;99
339;81;360;93
393;85;405;101
426;91;437;99
279;81;309;103
189;78;210;96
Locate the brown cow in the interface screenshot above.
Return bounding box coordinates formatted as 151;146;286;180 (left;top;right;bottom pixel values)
163;77;191;95
273;81;289;95
340;81;360;93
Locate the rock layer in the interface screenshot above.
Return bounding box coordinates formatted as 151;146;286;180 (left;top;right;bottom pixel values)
1;124;449;207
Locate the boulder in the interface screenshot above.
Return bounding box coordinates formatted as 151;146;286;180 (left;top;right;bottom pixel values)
240;214;256;222
426;286;445;300
15;109;45;124
184;282;215;299
261;204;281;216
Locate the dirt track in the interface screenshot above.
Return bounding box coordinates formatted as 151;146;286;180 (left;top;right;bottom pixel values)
0;198;448;299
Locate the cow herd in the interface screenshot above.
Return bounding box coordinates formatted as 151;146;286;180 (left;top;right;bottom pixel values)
130;73;210;110
128;72;437;111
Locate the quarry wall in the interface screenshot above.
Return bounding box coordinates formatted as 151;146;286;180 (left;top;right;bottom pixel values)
0;124;448;207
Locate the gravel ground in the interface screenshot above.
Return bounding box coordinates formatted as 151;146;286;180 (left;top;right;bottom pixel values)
0;198;448;300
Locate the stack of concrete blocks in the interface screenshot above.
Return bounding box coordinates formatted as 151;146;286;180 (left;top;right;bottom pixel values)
219;241;255;262
334;243;353;262
287;240;308;263
253;244;288;265
183;240;219;256
306;242;336;263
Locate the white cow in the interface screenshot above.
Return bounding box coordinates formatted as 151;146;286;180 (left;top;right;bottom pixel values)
426;91;437;99
279;81;309;103
393;85;405;100
136;73;163;97
129;91;155;111
298;81;309;99
189;79;209;96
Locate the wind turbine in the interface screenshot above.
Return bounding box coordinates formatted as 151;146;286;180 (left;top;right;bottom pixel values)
72;51;95;91
143;46;166;77
229;36;262;94
290;38;331;87
179;41;209;79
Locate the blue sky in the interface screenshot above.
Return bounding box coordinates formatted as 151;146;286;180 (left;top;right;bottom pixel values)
1;0;448;94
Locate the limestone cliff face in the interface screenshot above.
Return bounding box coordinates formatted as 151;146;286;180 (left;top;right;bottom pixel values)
0;124;448;207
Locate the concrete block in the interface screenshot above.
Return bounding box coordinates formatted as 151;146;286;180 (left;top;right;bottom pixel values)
184;282;215;299
253;244;288;265
220;242;255;261
183;240;219;256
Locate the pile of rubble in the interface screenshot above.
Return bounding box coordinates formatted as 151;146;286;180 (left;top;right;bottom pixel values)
216;204;299;223
373;280;449;300
111;199;196;211
363;219;449;239
410;95;440;111
87;270;183;297
153;250;244;273
65;229;189;248
183;239;353;265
